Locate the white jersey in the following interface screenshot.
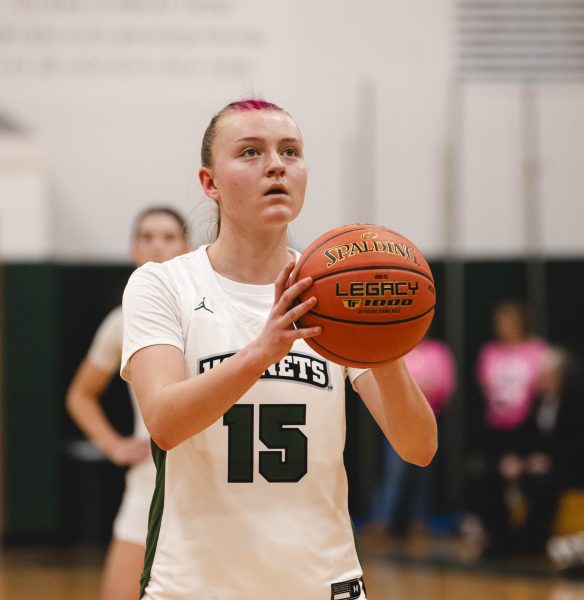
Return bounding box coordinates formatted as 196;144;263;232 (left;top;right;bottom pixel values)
87;306;155;545
121;246;368;600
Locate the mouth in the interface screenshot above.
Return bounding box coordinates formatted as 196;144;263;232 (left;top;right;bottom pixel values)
264;185;288;196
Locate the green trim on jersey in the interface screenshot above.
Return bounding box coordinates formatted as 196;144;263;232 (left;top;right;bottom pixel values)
140;440;167;598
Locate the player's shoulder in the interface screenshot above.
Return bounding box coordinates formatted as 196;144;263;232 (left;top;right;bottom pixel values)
129;249;201;287
164;248;202;267
140;249;199;273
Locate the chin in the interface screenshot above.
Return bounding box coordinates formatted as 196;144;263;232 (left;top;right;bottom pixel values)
263;205;301;226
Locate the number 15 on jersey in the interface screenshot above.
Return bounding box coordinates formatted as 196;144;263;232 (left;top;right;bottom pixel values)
223;404;308;483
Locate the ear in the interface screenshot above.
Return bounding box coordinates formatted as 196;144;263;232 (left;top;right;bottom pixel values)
199;167;220;202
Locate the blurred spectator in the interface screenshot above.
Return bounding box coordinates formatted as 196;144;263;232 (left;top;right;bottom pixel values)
477;346;583;557
367;336;456;538
517;347;584;552
470;299;550;556
477;300;548;432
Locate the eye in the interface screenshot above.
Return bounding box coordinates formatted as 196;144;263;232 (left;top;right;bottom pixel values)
242;147;259;157
281;147;298;157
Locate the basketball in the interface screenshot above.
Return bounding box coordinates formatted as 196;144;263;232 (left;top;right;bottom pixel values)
290;224;436;368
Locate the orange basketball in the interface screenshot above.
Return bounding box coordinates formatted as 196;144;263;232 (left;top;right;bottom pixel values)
290;224;435;368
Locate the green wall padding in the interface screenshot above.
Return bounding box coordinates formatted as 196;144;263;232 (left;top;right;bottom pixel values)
3;263;62;537
2;259;583;539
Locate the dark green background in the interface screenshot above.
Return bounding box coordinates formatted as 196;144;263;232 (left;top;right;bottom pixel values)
2;259;583;542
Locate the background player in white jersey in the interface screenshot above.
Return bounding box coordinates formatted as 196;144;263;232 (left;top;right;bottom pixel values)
122;99;438;599
66;207;190;600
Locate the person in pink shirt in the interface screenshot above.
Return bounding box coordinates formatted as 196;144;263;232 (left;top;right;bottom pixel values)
477;301;548;431
368;336;456;538
473;299;549;556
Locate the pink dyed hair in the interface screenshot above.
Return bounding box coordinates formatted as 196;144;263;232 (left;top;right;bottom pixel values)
200;98;285;168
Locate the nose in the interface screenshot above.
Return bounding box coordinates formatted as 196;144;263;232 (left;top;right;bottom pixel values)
149;237;167;257
265;151;285;177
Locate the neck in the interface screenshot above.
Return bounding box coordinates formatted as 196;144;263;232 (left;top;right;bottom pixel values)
206;223;293;284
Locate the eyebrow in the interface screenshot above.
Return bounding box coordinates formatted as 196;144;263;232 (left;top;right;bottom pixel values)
235;136;301;144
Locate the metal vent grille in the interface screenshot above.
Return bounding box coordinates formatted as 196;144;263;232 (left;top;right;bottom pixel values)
457;1;584;81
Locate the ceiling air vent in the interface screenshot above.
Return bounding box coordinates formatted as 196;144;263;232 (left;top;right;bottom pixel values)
457;1;584;81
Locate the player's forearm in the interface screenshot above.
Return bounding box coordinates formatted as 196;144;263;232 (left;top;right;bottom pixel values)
363;359;437;466
145;344;268;451
66;391;122;457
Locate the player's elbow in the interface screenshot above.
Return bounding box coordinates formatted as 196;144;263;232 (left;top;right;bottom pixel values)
144;421;175;452
150;435;174;452
398;432;438;467
413;446;437;468
411;409;439;467
144;416;181;452
410;437;438;467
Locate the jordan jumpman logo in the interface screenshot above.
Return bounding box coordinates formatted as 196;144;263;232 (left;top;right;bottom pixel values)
194;297;214;313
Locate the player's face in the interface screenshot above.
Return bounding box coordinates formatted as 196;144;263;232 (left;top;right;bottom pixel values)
200;110;307;233
132;213;189;266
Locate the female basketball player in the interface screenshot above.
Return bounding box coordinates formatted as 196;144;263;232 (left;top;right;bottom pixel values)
122;100;437;599
66;207;190;600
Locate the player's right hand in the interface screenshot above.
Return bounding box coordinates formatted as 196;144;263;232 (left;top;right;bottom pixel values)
251;260;321;369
